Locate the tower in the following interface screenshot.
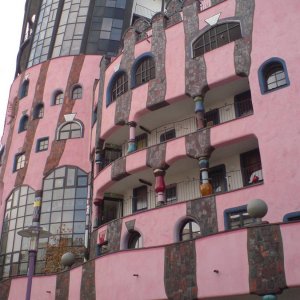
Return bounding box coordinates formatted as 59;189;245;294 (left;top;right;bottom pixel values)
1;0;300;299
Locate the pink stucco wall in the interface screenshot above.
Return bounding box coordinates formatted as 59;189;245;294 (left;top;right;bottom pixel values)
7;222;300;299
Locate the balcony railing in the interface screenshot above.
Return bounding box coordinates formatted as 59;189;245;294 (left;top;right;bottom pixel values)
205;98;253;127
120;167;263;217
134;3;156;20
102;98;253;167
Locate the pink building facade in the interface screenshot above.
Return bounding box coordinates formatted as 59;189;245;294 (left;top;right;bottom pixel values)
1;0;300;299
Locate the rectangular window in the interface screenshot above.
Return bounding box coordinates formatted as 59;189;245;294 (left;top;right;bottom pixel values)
240;149;263;186
234;90;253;118
160;128;176;143
132;186;148;213
205;109;220;126
36;138;49;152
224;206;256;230
14;153;26;171
136;133;147;150
165;185;177;203
208;164;227;193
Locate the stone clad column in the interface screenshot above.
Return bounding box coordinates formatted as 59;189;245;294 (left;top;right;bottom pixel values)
154;169;166;206
127;121;137;153
199;156;213;196
194;96;205;130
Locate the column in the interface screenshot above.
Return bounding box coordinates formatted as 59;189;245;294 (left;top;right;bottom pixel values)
127;121;137;153
154;169;166;206
95;148;104;173
93;198;103;229
199;157;213;196
194;96;205;130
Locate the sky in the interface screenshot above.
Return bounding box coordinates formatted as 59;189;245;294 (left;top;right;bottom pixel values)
0;1;26;138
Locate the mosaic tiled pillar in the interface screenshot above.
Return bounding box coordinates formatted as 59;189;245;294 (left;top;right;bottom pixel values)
199;156;213;196
194;96;205;130
154;168;166;206
127;121;137;153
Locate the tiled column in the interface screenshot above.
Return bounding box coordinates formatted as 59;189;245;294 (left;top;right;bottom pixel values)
93;198;102;229
154;169;166;206
127;121;137;153
199;157;213;196
194;96;205;130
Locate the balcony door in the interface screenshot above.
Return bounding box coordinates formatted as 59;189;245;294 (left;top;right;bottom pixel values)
208;164;227;193
234;90;253;118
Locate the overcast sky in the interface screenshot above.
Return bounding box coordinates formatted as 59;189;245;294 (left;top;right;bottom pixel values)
0;1;26;138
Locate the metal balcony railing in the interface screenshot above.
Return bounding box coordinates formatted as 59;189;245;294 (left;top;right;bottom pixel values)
120;166;263;216
101;98;253;167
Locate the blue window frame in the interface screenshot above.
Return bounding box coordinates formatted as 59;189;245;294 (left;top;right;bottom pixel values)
258;57;290;94
106;70;128;106
36;137;49;152
224;205;256;230
283;212;300;222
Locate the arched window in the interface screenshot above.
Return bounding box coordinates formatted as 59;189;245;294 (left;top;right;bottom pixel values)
19;79;29;99
39;166;88;273
18;115;29;133
108;72;128;105
258;58;290;94
57;121;83;140
33;103;44;119
72;85;82;100
180;219;201;241
53;91;64;105
193;22;242;57
134;56;155;87
0;186;35;278
127;230;142;249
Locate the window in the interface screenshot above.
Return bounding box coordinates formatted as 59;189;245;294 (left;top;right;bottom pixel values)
18;115;29;133
208;164;227;193
54;91;64;105
19;80;29;99
38;167;88;273
0;186;35;279
166;184;177;203
160;128;176;143
14;153;25;171
57;121;82;140
128;231;142;249
283;212;300;222
134;56;155;87
205;109;220;126
258;58;290;94
110;72;128;103
234;90;253;118
193;22;242;57
180;219;201;241
132;186;147;212
136;133;147;150
33;103;44;119
72;85;82;100
103;146;122;167
224;205;256;230
36;138;49;152
240;149;263;186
